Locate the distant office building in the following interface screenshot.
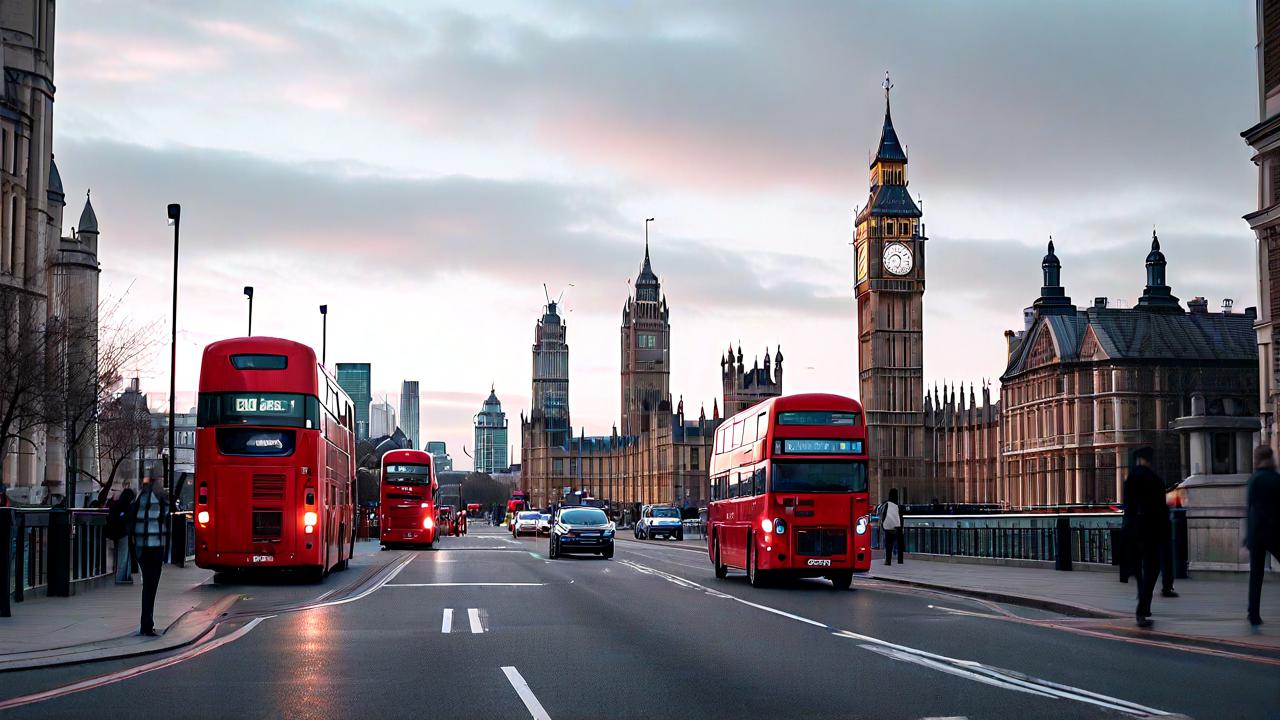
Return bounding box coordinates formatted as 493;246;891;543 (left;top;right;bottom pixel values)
474;387;509;473
336;363;372;440
426;440;453;472
400;380;421;450
369;399;397;439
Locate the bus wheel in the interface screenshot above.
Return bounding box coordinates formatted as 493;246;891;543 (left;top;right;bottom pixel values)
713;539;728;579
748;543;767;588
829;571;853;590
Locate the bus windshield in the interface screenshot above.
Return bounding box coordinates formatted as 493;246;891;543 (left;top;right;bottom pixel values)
384;464;431;485
777;411;858;426
771;460;868;493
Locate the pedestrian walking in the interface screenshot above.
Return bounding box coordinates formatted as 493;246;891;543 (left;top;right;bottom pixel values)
106;486;135;585
1123;447;1170;628
129;478;169;636
1246;445;1280;627
880;488;904;566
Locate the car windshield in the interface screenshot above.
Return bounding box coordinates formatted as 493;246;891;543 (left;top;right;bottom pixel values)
771;460;869;493
540;515;551;521
651;508;680;518
518;512;541;520
560;508;608;525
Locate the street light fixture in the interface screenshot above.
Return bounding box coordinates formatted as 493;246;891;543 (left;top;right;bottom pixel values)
244;286;254;336
319;304;328;365
165;203;181;529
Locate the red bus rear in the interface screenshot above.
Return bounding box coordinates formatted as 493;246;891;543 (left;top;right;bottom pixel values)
707;393;871;588
380;449;438;548
194;337;356;578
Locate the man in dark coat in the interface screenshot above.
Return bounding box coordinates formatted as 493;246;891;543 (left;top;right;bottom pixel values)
1247;445;1280;627
1123;446;1169;628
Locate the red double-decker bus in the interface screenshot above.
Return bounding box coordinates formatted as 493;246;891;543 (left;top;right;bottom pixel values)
194;337;356;579
707;393;871;589
380;449;438;548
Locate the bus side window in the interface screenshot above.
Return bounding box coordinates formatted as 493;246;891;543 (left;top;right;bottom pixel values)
756;412;768;442
754;467;766;495
732;421;743;447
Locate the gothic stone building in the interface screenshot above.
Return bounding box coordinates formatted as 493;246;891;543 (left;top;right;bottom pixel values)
521;247;782;510
1;1;102;503
856;82;1257;508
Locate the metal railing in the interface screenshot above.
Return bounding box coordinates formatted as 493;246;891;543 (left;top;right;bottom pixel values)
3;508;114;616
892;512;1126;570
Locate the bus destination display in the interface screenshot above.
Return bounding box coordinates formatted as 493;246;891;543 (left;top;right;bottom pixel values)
782;438;863;454
233;395;298;415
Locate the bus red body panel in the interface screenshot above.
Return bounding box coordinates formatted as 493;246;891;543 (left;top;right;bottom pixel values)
707;393;872;581
194;337;357;575
380;449;438;546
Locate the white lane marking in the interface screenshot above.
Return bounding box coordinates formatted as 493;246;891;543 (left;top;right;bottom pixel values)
468;608;484;634
617;559;1171;717
617;559;827;627
0;617;267;712
295;552;416;611
312;588;338;602
616;537;706;555
441;608;453;633
502;666;552;720
385;582;545;587
835;631;1172;717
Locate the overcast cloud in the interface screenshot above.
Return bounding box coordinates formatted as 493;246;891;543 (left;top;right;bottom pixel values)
52;1;1261;467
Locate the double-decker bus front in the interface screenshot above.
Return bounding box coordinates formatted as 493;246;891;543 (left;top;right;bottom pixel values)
380;449;438;548
194;338;356;578
707;394;871;588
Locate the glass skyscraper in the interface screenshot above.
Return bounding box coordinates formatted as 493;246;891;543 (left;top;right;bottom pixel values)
400;380;421;450
336;363;372;441
474;387;509;473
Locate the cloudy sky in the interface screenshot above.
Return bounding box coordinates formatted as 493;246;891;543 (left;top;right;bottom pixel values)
53;1;1259;469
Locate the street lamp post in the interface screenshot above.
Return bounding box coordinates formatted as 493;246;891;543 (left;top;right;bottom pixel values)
319;305;328;365
244;286;254;336
165;204;181;511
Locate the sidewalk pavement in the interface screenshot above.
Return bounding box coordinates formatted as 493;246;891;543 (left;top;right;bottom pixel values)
0;563;237;670
868;555;1280;649
618;535;1280;649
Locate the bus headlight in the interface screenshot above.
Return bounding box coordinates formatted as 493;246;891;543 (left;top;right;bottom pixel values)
423;517;434;530
303;511;318;527
196;510;210;525
855;516;869;535
773;518;786;535
760;518;774;534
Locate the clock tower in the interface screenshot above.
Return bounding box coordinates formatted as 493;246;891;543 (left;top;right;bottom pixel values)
853;75;927;503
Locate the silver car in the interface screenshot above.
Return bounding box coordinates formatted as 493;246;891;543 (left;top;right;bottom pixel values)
513;511;541;537
635;505;684;540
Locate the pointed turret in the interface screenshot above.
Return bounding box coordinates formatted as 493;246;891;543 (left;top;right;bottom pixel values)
712;398;720;420
873;72;908;167
1033;237;1074;316
78;190;98;235
1137;229;1181;312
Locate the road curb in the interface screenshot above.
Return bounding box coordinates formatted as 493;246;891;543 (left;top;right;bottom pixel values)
861;574;1124;619
0;547;406;672
0;592;242;672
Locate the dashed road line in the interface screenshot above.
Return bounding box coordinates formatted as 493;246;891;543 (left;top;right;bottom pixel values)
441;608;453;633
385;582;544;588
468;608;484;633
502;666;552;720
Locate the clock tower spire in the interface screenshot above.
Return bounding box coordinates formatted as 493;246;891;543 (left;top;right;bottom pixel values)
854;73;928;504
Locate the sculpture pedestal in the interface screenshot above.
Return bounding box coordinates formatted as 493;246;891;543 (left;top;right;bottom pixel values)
1176;473;1249;571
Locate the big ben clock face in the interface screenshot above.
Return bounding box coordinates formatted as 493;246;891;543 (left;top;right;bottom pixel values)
883;242;913;276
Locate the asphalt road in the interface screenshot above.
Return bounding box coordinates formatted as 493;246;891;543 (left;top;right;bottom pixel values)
1;526;1276;719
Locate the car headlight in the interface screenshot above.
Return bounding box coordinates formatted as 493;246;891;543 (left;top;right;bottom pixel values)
604;529;614;536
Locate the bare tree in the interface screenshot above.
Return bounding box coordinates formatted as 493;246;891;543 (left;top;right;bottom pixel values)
93;391;157;504
0;289;58;490
57;293;160;504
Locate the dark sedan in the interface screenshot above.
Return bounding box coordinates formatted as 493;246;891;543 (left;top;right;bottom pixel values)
549;507;615;559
